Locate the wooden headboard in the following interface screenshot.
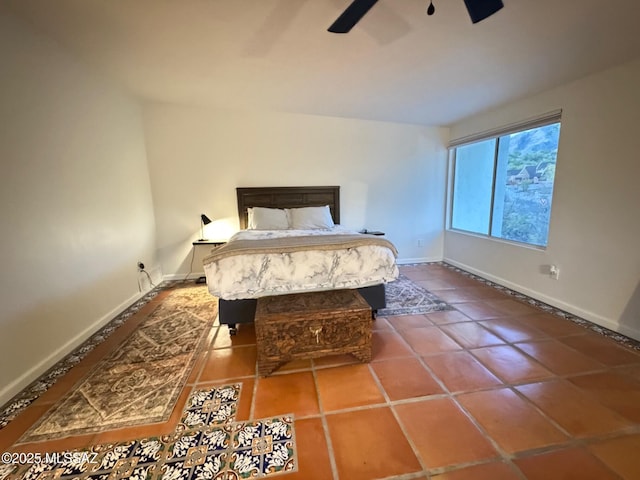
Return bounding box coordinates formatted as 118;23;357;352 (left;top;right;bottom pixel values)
236;186;340;229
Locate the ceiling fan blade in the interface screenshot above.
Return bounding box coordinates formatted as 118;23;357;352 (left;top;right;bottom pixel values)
328;0;379;33
463;0;504;24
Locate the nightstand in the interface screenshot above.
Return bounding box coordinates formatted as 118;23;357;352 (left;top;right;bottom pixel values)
359;229;385;236
192;240;226;247
192;240;226;283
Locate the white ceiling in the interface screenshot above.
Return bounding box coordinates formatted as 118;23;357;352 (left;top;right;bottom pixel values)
6;0;640;126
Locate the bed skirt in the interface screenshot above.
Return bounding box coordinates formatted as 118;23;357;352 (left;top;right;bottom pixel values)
218;283;386;335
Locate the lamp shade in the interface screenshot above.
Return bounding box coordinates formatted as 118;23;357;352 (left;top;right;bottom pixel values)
199;213;213;241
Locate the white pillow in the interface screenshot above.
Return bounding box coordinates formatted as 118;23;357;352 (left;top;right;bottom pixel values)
288;205;335;230
247;207;289;230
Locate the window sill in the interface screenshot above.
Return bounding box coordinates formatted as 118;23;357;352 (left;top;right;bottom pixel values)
445;228;547;252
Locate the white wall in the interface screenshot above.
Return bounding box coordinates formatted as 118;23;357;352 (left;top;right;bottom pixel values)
142;104;448;278
0;11;159;403
446;57;640;340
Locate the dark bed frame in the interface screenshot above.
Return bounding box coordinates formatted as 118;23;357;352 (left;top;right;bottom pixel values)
219;186;386;335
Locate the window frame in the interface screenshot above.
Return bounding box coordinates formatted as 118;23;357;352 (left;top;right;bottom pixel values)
446;110;562;249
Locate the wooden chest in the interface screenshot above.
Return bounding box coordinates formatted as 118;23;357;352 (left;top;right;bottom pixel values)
255;289;372;376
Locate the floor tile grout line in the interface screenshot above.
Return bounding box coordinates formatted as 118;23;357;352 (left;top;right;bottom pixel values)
570;425;640;448
194;373;257;386
413;341;525;477
188;321;221;387
376;473;427;480
383;309;514;479
403;340;454;397
446;392;529;480
460;331;639;373
367;362;430;478
399;266;640;475
311;361;340;480
442;349;640;440
308;398;441;417
459;341;572;437
504;440;632;480
507;380;629;443
16;258;632;416
401;322;637;377
438;262;640;352
386;302;549;479
441;338;639;477
426;459;524;479
4;265;640;478
498;344;612;379
463;343;554;385
458;336;639;390
248;362;259;421
506;429;640;461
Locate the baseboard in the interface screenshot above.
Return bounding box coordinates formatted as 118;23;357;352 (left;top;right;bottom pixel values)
164;273;201;281
0;290;144;407
444;258;640;341
616;323;640;342
397;256;442;265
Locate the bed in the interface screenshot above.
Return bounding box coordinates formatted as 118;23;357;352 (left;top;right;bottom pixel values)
203;186;399;334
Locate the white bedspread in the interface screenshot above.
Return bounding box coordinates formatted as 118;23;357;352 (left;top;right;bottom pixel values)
203;228;399;300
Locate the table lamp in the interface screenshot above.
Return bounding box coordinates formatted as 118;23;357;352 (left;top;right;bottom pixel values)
199;214;212;241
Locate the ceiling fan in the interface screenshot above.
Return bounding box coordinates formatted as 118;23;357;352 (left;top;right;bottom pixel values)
328;0;504;33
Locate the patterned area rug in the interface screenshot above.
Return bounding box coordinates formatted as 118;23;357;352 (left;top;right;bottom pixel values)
3;385;298;479
18;285;217;443
0;286;168;431
379;274;453;316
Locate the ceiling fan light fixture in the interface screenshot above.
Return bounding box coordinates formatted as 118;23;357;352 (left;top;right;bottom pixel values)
328;0;504;34
463;0;504;24
328;0;379;33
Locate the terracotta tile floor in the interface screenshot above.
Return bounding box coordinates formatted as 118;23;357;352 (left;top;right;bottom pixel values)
3;263;640;479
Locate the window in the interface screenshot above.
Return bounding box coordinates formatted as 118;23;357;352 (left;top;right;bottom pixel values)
449;114;561;247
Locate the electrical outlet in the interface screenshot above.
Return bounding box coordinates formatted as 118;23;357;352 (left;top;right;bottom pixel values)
417;239;424;247
549;264;559;279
